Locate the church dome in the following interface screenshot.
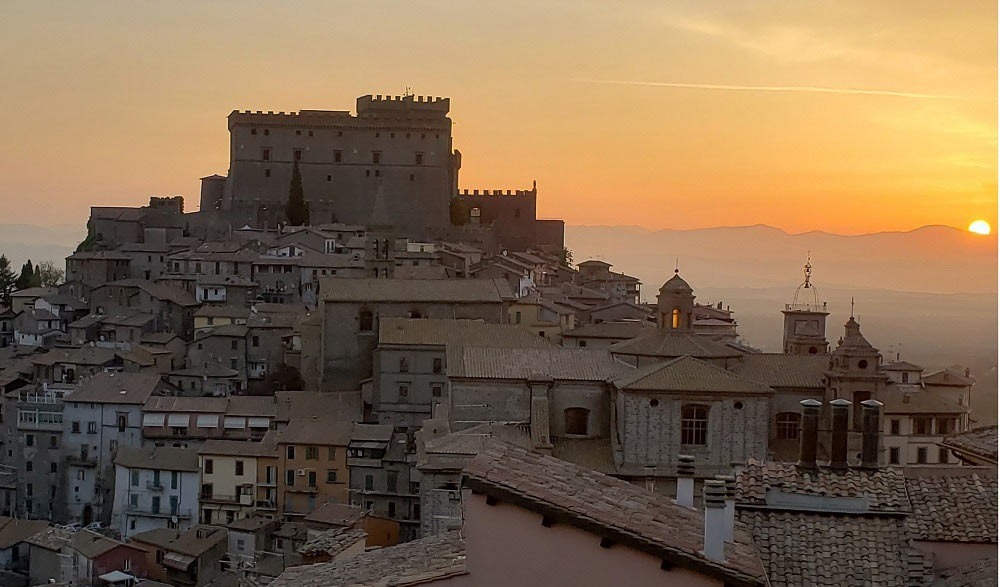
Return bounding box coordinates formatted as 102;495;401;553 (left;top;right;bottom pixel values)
659;271;693;293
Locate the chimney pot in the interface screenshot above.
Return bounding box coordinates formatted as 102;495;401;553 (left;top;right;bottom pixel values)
860;399;883;469
675;455;695;508
703;480;727;563
714;475;737;543
829;399;851;470
797;399;822;470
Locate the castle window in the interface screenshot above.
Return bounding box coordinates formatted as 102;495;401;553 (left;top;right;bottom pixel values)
775;412;800;440
470;207;481;224
294;149;302;161
296;130;301;136
415;153;423;165
375;170;380;177
390;132;395;138
409;174;415;181
327;175;332;182
308;130;313;137
375;133;380;138
373;151;381;164
514;208;521;218
671;308;681;329
261;148;270;161
334;150;342;163
264;129;269;136
399;357;409;373
406;133;411;139
857;359;868;370
359;311;374;332
337;131;343;136
366;170;370;177
264;169;271;178
564;408;589;436
681;405;708;446
251;128;257;135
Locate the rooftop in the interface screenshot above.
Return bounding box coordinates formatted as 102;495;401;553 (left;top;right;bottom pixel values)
130;525;227;557
940;426;998;464
378;317;555;349
303;503;365;528
70;530;135;559
562;320;654;340
904;472;997;543
321;277;513;303
275;419;354;446
296;527;366;558
613;355;773;395
115;446;200;473
446;346;634;381
610;330;744;359
728;353;828;389
66;372;166;405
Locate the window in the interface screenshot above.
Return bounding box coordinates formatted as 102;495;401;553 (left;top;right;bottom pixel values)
889;447;900;464
372;151;381;165
328;447;336;460
938;447;950;464
50;463;57;474
117;413;127;432
399;357;409;373
171;471;178;490
71;421;80;433
25;462;32;472
26;434;33;447
307;470;317;487
359;311;374;332
235;461;244;476
264;169;271;178
775;412;801;440
129;494;139;508
131;470;139;487
251;128;257;135
901;372;910;383
334;150;342;163
916;447;928;464
409;174;415;181
264;129;269;136
252;336;259;347
431;385;442;398
681;405;709;446
398;384;409;400
936;418;953;435
387;471;398;493
890;419;900;435
49;436;57;449
913;417;932;435
230;359;238;370
151;496;161;514
432;358;442;374
364;475;374;491
294;149;302;161
25;484;32;497
231;339;238;350
306;447;318;460
564;408;590;436
388;502;396;518
204;458;213;474
88;421;97;434
326;470;337;483
286;446;295;459
262;148;270;161
515;311;521;324
671;308;681;329
415;153;423;165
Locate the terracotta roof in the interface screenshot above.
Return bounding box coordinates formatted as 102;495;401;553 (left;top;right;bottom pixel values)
446;347;634;381
562;321;654;340
0;518;49;549
70;530;135;559
904;473;997;543
274;391;362;424
613;355;773;395
102;279;198;307
143;396;229;413
270;530;467;587
130;525;227;557
24;526;72;551
296;527;366;557
168;364;241;379
194;324;249;339
66;372;166;405
303;503;365;528
941;427;998;464
194;305;252;318
378;318;555;349
883;387;968;415
275;420;354;446
199;435;277;457
883;361;924;372
932;557;998;587
463;442;767;586
736;461;910;514
11;287;59;298
114;446;200;472
320;277;513;302
31;346;118;367
739;510;928;587
922;369;976;387
728;354;828;389
610;329;743;359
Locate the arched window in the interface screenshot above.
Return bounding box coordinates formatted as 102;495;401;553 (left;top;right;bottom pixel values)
775;412;801;440
399;357;409;373
564;408;590;436
681;405;708;445
671;308;681;329
359;310;374;332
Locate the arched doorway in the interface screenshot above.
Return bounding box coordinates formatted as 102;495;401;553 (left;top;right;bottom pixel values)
82;504;93;526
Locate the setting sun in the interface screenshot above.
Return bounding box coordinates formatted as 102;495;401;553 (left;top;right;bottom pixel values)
968;220;992;235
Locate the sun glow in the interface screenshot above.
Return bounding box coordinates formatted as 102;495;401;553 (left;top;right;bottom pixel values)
968;220;991;235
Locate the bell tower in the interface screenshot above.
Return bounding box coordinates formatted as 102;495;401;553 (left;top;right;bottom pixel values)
826;309;885;431
656;267;695;330
782;256;829;355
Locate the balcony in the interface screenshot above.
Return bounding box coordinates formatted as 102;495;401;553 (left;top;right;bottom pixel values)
254;500;277;510
67;455;97;468
147;481;164;492
17;410;63;432
200;493;254;506
125;505;193;519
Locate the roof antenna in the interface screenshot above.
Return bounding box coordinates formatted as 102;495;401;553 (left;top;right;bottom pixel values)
674;258;679;274
850;297;855;319
803;252;812;289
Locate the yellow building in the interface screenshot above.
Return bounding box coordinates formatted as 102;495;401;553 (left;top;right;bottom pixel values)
197;435;277;525
276;420;354;517
508;296;576;343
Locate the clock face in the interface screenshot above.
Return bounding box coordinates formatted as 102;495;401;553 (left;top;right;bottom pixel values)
794;320;820;335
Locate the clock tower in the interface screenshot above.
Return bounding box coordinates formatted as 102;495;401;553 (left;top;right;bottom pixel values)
782;256;829;355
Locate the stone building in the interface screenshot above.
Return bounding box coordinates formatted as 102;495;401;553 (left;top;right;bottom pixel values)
275;419;354;517
111;447;201;539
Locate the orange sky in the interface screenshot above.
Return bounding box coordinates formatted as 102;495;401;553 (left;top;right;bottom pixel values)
0;1;995;234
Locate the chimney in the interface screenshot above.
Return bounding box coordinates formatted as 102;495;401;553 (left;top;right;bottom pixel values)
830;399;851;470
702;480;727;563
675;454;695;508
860;399;883;469
797;399;822;470
714;475;737;543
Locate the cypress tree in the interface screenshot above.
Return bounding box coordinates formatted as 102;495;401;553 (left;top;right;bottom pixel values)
286;160;309;226
15;260;34;291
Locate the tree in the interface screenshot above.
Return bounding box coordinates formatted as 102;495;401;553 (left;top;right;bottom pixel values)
286;160;309;226
14;260;34;291
0;256;16;306
262;364;305;393
35;260;64;287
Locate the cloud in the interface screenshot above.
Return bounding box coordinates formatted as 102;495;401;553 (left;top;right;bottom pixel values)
577;79;973;100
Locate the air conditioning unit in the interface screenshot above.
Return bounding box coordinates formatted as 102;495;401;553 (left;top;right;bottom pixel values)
297;469;306;476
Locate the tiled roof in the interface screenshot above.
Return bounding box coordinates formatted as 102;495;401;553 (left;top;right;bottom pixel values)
904;473;997;543
103;279;198;306
320;277;513;302
24;526;72;551
0;518;49;549
144;396;229;413
66;372;166;405
114;446;200;472
274;391;362;424
270;530;467;587
883;361;924;372
199;435;277;457
351;424;393;444
446;347;634;381
739;510;927;587
736;461;910;514
922;369;975;387
70;530;135;559
562;320;654;340
613;355;773;395
610;330;743;359
168;364;240;379
194;305;251;318
130;525;227;557
303;503;365;528
378;317;555;349
31;345;118;367
275;419;354;446
296;527;366;557
941;426;998;464
194;324;249;339
883;387;968;415
11;287;59;298
932;556;998;587
463;442;767;586
728;354;828;389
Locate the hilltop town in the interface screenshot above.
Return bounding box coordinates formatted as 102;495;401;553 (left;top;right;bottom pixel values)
0;93;994;587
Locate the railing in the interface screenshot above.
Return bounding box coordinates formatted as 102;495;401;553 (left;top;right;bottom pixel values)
147;481;164;491
23;394;63;405
125;505;193;519
254;500;277;510
784;303;827;313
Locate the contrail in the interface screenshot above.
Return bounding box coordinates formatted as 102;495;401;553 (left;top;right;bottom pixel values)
577;79;971;100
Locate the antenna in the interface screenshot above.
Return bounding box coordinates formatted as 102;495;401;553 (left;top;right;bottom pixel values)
850;297;856;318
674;258;679;274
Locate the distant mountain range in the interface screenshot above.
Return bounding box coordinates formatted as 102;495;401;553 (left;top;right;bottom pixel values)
0;224;83;267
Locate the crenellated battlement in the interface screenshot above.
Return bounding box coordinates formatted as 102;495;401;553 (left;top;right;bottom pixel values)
357;94;450;117
456;188;536;197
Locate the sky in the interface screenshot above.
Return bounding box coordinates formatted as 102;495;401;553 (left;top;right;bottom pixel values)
0;1;996;234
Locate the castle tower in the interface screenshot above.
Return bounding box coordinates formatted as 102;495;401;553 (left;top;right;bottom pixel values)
781;257;829;355
365;180;395;278
826;309;885;431
656;269;695;330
